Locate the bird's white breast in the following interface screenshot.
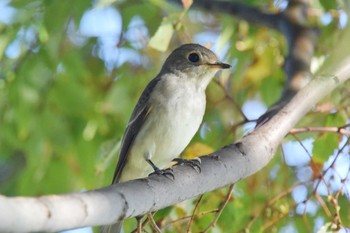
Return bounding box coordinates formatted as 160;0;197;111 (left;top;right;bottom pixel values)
119;74;207;181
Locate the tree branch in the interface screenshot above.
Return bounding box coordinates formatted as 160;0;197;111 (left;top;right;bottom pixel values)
1;51;349;231
290;126;350;136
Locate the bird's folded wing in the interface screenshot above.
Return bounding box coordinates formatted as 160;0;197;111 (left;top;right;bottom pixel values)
112;76;161;183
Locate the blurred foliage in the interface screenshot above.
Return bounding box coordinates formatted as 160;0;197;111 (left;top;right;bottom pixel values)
0;0;349;232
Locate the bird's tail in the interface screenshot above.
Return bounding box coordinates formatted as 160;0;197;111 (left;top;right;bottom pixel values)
100;221;123;233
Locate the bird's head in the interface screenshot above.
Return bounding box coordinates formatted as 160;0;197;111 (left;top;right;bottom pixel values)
161;43;231;88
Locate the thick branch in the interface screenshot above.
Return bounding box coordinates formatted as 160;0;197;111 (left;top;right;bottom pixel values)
1;54;349;232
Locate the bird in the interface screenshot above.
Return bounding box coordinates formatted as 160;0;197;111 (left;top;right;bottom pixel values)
102;43;230;233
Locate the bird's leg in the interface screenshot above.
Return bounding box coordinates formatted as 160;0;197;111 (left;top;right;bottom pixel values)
172;157;201;173
147;159;174;180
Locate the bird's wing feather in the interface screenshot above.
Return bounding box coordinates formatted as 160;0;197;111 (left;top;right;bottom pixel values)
112;76;161;183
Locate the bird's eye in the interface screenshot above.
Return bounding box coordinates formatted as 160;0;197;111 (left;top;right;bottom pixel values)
188;53;200;63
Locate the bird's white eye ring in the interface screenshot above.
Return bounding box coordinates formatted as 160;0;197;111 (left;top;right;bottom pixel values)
188;52;200;63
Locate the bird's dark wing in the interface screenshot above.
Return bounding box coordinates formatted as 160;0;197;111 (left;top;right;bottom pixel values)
112;76;161;183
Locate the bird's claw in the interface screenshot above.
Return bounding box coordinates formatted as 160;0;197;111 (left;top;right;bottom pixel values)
172;158;201;173
149;167;174;180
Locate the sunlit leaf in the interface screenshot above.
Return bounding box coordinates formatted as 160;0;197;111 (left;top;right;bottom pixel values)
148;21;174;52
183;142;214;159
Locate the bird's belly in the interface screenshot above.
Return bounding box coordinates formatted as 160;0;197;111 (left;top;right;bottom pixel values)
119;95;205;181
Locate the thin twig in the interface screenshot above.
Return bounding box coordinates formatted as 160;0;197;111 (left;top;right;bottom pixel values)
290;126;350;136
148;213;162;233
186;195;203;233
165;209;219;227
314;193;332;217
244;182;304;229
137;217;142;233
213;79;248;121
301;213;312;233
313;137;350;199
262;202;298;231
200;184;234;233
330;193;343;230
131;216;148;233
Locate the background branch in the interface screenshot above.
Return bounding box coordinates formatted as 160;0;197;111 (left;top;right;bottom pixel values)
290;125;350;136
190;0;319;124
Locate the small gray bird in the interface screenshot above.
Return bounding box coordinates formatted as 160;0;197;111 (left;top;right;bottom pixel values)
102;43;230;233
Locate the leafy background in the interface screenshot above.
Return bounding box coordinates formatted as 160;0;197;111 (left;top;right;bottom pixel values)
0;0;349;232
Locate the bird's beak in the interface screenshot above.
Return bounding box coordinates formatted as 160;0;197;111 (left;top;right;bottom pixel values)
207;62;231;69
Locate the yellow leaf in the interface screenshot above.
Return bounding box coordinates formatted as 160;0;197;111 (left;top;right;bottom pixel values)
183;142;214;159
244;47;273;82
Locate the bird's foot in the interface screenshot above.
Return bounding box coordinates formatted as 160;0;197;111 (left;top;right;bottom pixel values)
147;159;174;180
172;158;201;173
148;167;174;180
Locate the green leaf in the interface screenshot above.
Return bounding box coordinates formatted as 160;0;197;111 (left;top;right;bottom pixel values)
312;133;339;163
319;0;338;11
260;73;282;106
154;206;173;221
312;113;346;163
325;113;346;127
